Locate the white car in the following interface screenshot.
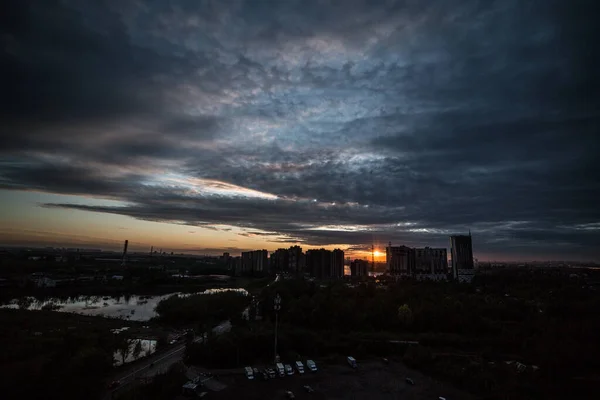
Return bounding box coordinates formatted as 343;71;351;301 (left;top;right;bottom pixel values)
244;366;254;380
347;356;357;368
306;359;317;372
284;364;294;376
295;361;305;374
276;362;285;377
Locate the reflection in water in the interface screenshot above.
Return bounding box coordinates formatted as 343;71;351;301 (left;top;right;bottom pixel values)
113;338;157;366
1;287;248;321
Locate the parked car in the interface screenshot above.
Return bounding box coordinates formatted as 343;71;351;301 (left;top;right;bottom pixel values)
266;368;277;378
284;364;294;376
295;360;305;374
276;362;285;377
306;359;317;372
347;356;357;368
244;366;254;380
108;380;120;389
253;367;259;376
192;376;202;385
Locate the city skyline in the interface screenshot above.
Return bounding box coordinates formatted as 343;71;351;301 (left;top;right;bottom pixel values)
1;1;598;262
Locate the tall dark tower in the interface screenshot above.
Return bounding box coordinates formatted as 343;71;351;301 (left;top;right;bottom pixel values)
121;240;129;267
450;234;474;282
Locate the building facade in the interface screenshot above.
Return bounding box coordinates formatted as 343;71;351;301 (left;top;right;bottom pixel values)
305;249;330;279
288;245;305;275
331;249;345;278
413;247;448;281
305;248;344;279
450;234;474;283
387;243;449;281
350;259;369;277
241;249;269;276
270;248;289;273
386;244;414;276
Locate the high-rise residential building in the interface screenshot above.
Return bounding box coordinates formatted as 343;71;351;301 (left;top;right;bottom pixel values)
387;243;449;281
232;256;242;276
331;249;345;278
386;244;414;276
413;247;448;281
288;245;305;275
241;249;269;276
450;234;474;282
305;249;330;279
305;248;345;279
271;248;289;273
350;259;369;277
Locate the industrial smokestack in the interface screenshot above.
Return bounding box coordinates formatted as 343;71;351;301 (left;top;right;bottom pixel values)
121;240;128;266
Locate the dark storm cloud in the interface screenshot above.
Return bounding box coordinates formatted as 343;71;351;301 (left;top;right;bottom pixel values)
1;0;599;259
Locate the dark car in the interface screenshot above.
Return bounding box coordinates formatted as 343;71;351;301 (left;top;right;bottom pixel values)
267;368;277;378
108;380;120;389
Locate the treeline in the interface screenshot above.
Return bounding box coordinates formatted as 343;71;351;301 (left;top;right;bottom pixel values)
153;291;250;327
250;275;600;399
185;323;406;369
0;309;123;400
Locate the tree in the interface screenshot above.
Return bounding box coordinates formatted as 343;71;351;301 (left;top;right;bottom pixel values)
397;304;413;327
115;335;134;365
132;340;143;360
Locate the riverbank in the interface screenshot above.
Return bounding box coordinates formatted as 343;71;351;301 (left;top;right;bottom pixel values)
0;308;146;400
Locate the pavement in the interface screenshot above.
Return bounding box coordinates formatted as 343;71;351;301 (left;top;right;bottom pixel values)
104;320;232;399
103;276;273;399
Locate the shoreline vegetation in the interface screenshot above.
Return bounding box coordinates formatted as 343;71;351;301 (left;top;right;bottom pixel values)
0;275;264;303
184;271;600;400
2;269;600;400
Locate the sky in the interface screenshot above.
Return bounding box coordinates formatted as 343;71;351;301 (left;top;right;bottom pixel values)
0;0;598;261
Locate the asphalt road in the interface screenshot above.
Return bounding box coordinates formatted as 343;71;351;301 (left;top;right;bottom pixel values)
104;320;232;399
103;277;274;399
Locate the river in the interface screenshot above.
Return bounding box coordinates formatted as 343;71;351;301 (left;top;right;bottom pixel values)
1;287;248;321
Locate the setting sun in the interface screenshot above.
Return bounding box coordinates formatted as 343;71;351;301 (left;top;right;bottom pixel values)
373;250;383;257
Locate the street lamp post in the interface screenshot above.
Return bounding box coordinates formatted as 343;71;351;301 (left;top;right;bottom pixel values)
273;293;281;363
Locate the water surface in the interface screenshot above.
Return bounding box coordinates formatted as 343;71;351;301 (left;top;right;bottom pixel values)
2;288;248;321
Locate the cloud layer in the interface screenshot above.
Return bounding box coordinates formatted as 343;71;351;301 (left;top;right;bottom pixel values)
1;0;599;259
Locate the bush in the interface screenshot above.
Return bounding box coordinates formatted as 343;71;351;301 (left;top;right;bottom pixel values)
154;291;249;326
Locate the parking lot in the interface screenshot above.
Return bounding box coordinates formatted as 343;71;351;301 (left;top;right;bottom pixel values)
206;358;473;400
